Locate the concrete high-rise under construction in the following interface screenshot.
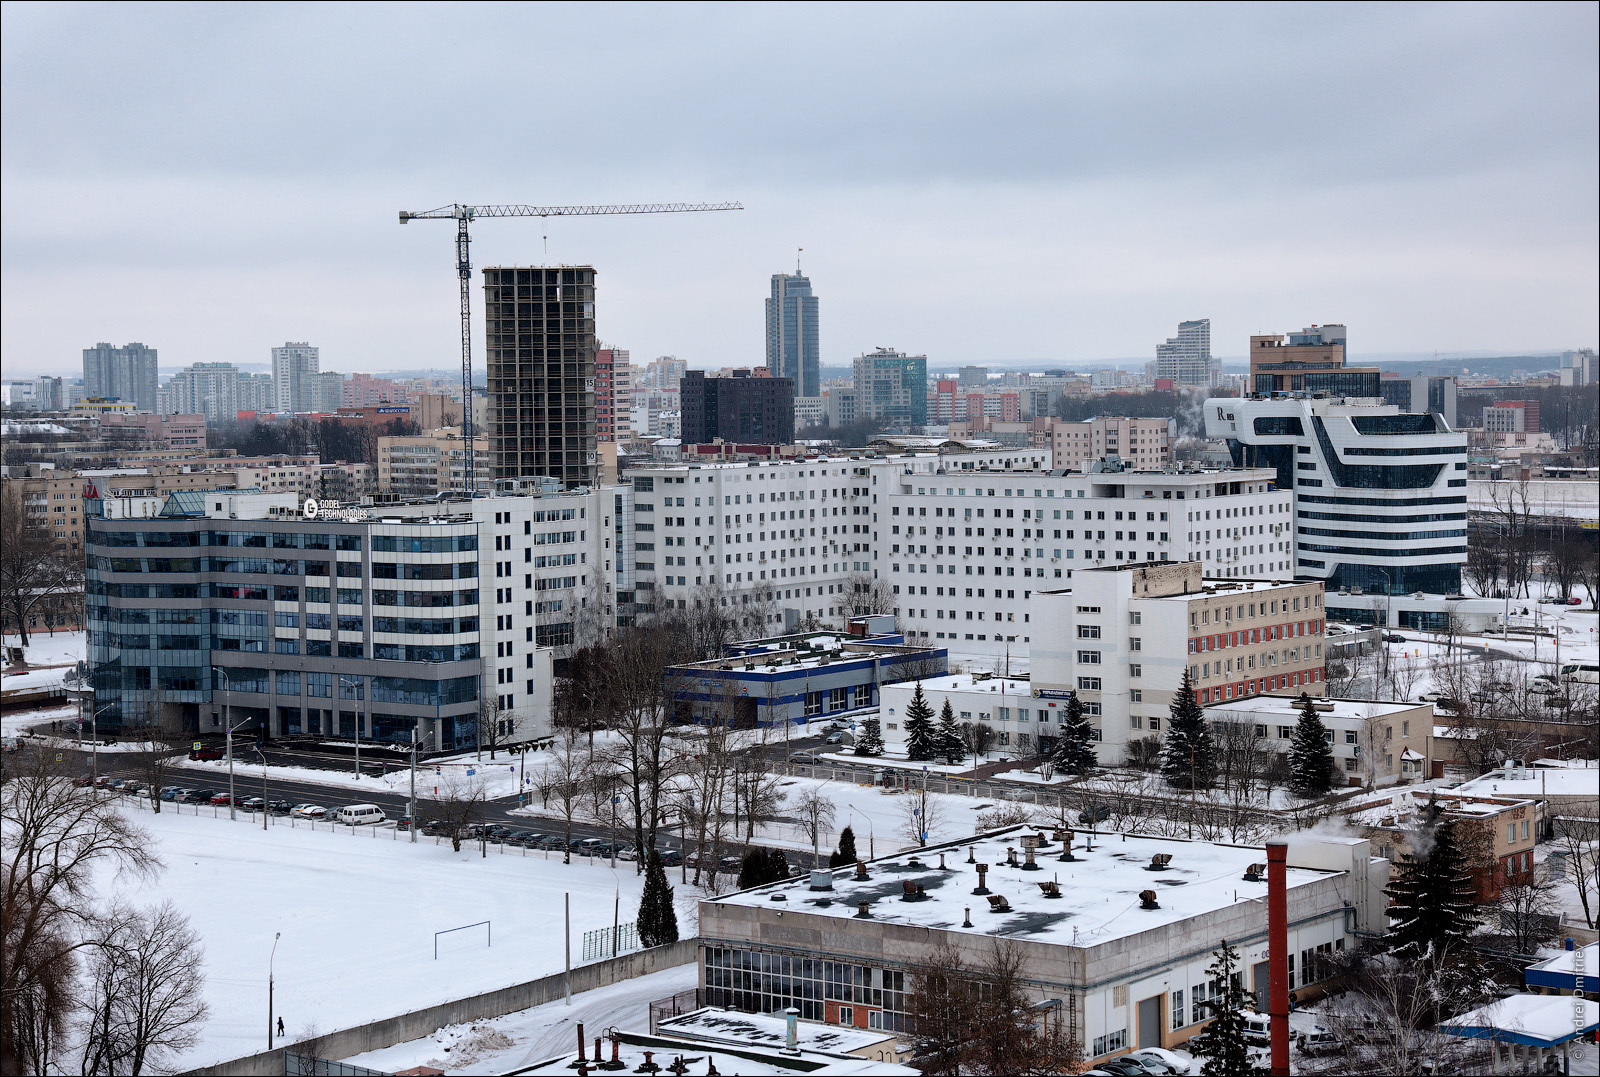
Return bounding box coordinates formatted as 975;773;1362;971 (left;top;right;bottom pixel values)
483;266;597;488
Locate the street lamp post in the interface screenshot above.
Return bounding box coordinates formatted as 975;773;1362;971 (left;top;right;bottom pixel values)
85;700;116;783
338;675;363;779
268;931;281;1050
1376;569;1394;687
210;666;252;820
409;729;418;843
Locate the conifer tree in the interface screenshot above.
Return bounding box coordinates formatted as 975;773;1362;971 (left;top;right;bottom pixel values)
637;849;679;947
1288;692;1336;798
1050;693;1097;775
1384;808;1478;960
935;698;966;765
1160;670;1217;790
1188;939;1264;1076
829;825;859;868
739;847;789;889
903;682;936;761
854;717;884;757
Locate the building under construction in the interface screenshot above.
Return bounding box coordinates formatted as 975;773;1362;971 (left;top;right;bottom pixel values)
483;266;598;488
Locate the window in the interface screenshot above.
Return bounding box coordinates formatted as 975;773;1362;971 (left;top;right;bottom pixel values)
1092;1029;1127;1057
1076;650;1101;664
1172;989;1186;1029
1129;689;1142;702
1076;624;1100;639
1129;611;1142;625
855;684;872;708
1129;663;1141;678
1077;677;1102;690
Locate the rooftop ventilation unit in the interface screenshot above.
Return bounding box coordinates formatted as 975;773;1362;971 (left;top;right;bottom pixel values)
1146;853;1173;871
1243;863;1266;882
1139;889;1161;910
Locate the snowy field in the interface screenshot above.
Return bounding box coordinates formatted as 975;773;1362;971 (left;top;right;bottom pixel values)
341;963;698;1075
1;628;86;668
92;803;682;1071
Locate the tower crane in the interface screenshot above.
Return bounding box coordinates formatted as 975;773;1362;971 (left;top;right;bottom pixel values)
398;201;743;492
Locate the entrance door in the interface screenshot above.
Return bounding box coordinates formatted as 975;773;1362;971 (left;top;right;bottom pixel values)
1252;960;1270;1012
1137;995;1162;1048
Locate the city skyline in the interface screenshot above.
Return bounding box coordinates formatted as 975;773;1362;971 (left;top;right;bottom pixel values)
3;6;1594;379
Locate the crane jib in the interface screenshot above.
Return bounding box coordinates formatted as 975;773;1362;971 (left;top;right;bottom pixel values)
396;199;742;494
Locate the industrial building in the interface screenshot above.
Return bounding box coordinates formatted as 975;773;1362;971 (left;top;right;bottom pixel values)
698;826;1389;1065
1204;695;1432;788
664;625;946;727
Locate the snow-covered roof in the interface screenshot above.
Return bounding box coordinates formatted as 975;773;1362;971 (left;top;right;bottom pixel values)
1208;696;1429;722
888;672;1031;696
1525;943;1600;994
657;1007;892;1054
1456;765;1600;802
1440;992;1598;1047
712;825;1333;949
520;1031;916;1075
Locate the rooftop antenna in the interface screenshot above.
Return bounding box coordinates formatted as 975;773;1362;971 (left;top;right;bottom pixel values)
797;247;803;274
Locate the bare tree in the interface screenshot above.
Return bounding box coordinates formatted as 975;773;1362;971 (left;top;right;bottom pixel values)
1311;950;1488;1077
1492;878;1561;954
122;692;188;814
731;723;786;843
474;695;505;761
0;485;80;649
79;901;209;1077
901;784;946;847
605;626;694;871
909;939;1082;1075
545;726;592;862
840;571;895;621
426;769;489;853
1;751;158;1075
792;786;837;867
1550;816;1599;929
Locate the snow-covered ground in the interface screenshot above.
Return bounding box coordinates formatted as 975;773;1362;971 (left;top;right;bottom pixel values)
1;629;86;669
340;963;698;1075
92;803;699;1071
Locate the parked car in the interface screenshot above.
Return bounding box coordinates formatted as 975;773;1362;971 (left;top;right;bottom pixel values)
160;786;188;801
93;775;113;788
1567;597;1583;605
335;804;385;826
73;776;95;788
538;834;569;850
1098;1059;1156;1077
181;789;216;803
293;803;327;818
1296;1028;1340;1056
209;792;233;805
655;848;683;866
189;745;225;761
575;837;606;855
240;796;266;811
788;750;819;764
266;800;295;815
421;820;448;837
107;778;128;790
1417;690;1450;703
121;782;148;797
718;855;743;872
1077;803;1111;824
615;844;638;861
823;732;844;745
1127;1048;1192;1075
1383;633;1407;643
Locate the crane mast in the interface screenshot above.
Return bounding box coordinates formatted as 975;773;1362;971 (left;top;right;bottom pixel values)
399;201;742;493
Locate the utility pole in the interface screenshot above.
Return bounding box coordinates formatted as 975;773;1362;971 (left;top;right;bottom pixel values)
409;729;418;843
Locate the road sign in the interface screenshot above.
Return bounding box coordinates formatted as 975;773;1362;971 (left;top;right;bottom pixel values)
193;741;202;751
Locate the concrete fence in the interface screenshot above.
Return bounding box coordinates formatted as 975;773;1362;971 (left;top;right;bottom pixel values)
182;938;698;1077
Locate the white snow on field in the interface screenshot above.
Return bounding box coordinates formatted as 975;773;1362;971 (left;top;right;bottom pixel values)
1;702;77;736
341;962;698;1075
97;803;669;1071
1;629;85;668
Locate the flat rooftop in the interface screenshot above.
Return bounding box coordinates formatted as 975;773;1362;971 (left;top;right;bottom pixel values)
712;826;1333;948
896;672;1030;696
1208;696;1427;722
521;1031;915;1076
1456;763;1600;801
657;1008;891;1055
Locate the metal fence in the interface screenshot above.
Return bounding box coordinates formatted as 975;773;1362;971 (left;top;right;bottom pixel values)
581;920;639;962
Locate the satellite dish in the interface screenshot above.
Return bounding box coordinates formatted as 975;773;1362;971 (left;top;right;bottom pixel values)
304;498;320;518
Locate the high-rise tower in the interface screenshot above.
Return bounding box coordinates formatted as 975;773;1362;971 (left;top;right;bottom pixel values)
766;270;819;398
82;342;158;411
271;342;320;413
483;266;597;488
1154;319;1213;386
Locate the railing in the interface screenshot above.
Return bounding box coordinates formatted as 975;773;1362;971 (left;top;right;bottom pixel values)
582;920;639;962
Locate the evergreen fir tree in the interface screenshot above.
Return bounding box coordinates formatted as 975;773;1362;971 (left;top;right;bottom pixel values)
637;849;679;947
829;825;858;868
1384;808;1478;960
1288;692;1337;798
903;682;936;761
767;846;790;881
739;847;779;889
935;698;966;765
854;717;884;757
1188;939;1264;1077
1160;671;1217;790
1050;693;1098;775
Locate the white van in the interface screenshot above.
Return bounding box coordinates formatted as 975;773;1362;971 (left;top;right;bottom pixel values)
1240;1011;1271;1045
335;804;386;826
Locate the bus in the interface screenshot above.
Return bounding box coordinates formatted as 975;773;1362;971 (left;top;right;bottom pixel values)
1560;663;1600;686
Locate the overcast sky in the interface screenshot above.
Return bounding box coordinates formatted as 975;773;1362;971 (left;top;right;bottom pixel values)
3;2;1595;380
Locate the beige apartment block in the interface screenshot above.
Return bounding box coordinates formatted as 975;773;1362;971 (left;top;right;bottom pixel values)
1048;416;1170;472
